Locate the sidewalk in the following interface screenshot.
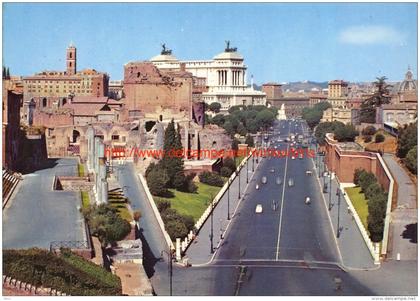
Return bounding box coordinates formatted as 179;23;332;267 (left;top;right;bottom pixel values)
382;154;417;260
185;156;259;265
313;147;377;270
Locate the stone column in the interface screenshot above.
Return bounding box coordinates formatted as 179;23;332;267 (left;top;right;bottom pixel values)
101;179;108;204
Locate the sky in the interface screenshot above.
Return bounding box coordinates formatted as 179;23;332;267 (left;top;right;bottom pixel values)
3;2;418;84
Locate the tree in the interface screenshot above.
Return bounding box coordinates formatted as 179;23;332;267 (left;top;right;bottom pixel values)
405;146;417;174
146;165;171;197
245;134;254;147
231;138;240;153
353;169;364;185
161;119;184;189
374;133;385;143
360;76;391;123
358;171;376;192
223;157;236;171
362;126;377;136
363;135;372;143
302;102;331;129
209;102;221;113
397;123;417;158
365;182;383;201
220;166;233;177
367;192;387;242
212;114;225;127
334;124;358;142
314;121;345;145
237;122;247;136
256;109;276;130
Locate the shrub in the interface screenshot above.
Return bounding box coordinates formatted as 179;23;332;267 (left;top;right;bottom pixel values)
245;134;254;147
405;146;417;174
209;102;221;113
362;126;377;136
223;157;236;171
220;166;233;177
375;133;385;143
3;248;121;295
363;135;372;143
358;171;376;192
365;182;383;201
82;204;131;247
397;122;417;158
199;171;224;187
146;165;171;197
156;199;171;213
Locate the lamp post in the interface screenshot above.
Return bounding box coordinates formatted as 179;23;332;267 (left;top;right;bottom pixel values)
237;169;241;200
328;172;333;211
246;153;249;184
252;153;255;172
160;249;173;296
227;179;230;220
336;188;341;238
210;196;214;253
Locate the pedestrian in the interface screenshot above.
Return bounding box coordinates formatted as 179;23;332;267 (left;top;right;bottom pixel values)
347;206;350;214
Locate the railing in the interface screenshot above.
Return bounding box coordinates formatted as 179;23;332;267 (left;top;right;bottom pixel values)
49;240;89;252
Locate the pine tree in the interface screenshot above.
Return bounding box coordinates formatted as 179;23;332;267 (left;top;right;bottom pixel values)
161;119;185;189
6;67;10;79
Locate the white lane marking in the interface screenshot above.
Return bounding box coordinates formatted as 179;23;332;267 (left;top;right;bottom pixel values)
275;123;291;260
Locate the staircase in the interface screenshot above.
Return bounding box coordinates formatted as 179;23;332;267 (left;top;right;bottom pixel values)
3;168;22;208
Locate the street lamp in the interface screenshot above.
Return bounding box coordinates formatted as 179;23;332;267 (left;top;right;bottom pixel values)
210;196;214;253
328;172;333;211
246;153;249;184
237;168;241;200
336;188;341;238
252;153;255;172
227;179;231;220
160;249;173;296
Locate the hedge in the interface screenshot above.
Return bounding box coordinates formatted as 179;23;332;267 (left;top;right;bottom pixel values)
3;248;122;296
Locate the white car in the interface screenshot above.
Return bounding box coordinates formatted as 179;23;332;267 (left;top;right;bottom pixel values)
256;184;259;190
261;176;267;184
306;170;312;176
305;197;311;204
255;204;263;214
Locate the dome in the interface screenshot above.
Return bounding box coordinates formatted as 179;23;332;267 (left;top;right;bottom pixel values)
398;67;417;92
150;53;179;62
213;51;244;60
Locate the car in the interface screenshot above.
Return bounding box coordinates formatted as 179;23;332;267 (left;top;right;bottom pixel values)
305;197;311;204
291;156;295;160
270;168;275;173
261;176;267;184
288;178;294;187
255;204;263;214
256;184;259;190
276;177;282;185
299;154;304;159
323;184;328;193
306;170;312;175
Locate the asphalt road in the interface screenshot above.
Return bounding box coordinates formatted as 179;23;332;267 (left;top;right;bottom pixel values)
214;119;339;265
3;158;85;249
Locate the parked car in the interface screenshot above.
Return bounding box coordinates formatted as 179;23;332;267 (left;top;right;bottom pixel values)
262;176;267;184
288;178;294;187
255;204;263;214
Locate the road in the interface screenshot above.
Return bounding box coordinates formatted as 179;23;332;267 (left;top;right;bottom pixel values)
3;158;85;249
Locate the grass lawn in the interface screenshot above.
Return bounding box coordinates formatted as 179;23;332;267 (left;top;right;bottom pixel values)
157;182;221;222
81;191;90;209
345;187;369;230
109;199;132;222
78;164;85;177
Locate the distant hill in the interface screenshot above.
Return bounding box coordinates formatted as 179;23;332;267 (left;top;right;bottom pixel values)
281;81;328;92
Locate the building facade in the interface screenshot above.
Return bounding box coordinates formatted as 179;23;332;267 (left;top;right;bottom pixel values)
327;80;348;107
22;44;109;124
149;43;266;110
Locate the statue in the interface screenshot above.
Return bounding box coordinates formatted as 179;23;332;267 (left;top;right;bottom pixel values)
225;40;237;52
161;43;172;55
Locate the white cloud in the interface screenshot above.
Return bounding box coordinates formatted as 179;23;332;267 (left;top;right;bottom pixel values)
339;25;405;45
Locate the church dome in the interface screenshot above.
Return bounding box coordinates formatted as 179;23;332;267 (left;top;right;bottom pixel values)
398;67;417;92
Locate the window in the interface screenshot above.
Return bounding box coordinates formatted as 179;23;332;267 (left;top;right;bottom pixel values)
112;135;119;141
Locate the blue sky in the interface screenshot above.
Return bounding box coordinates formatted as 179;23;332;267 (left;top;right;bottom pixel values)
3;3;418;83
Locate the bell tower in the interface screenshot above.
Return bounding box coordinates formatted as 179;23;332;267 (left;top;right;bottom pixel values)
66;42;76;75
